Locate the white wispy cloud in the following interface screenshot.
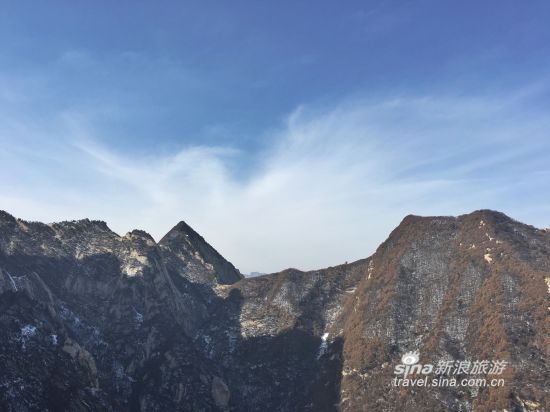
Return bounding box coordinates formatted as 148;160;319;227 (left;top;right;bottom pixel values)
1;86;549;273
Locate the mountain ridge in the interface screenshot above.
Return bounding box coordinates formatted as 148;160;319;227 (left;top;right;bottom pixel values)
0;209;548;411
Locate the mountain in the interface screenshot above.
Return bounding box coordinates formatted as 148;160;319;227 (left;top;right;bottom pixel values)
159;220;242;286
246;272;265;277
0;209;548;411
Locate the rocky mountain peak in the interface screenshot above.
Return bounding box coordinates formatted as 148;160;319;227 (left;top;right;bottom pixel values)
123;229;156;244
389;209;519;242
160;220;243;285
168;220;201;237
49;218;113;234
0;209;16;224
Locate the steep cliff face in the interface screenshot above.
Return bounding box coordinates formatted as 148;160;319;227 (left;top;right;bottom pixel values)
159;220;242;286
0;210;548;411
198;262;366;411
0;213;226;410
338;211;549;411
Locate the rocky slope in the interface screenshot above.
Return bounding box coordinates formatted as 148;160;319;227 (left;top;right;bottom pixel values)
0;210;548;411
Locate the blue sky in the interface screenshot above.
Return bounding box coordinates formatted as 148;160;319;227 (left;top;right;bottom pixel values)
1;1;549;273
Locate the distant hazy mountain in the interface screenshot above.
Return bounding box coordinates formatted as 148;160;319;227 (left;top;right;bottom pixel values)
247;271;265;277
0;210;548;411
